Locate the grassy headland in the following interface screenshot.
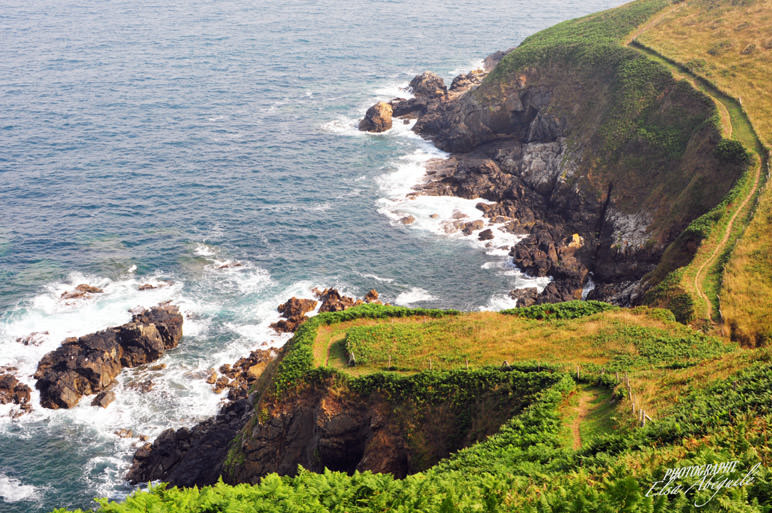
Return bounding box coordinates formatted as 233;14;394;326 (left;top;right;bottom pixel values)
52;0;772;511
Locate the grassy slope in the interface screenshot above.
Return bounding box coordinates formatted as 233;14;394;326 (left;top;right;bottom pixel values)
478;0;739;248
52;1;772;512
636;0;772;343
58;303;772;512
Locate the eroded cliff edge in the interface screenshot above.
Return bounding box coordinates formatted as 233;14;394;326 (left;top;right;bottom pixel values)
375;31;747;306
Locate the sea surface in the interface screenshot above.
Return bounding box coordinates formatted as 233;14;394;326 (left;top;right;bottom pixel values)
0;0;626;510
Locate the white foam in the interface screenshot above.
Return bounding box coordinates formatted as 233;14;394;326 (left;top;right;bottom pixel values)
359;273;395;284
0;244;323;502
394;287;436;306
582;275;596;300
0;474;41;503
447;58;485;78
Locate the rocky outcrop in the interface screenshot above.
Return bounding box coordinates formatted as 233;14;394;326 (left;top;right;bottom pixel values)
129;347;276;485
378;38;737;305
208;348;276;400
0;373;32;416
409;72;447;100
34;304;183;409
127;397;253;486
270;297;318;333
358;101;393;133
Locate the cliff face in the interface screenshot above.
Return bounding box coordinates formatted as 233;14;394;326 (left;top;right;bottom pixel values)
129;368;550;487
401;45;745;304
224;373;543;483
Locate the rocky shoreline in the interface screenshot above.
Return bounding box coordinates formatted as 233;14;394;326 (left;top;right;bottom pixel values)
34;304;183;409
126;287;381;486
358;51;680;306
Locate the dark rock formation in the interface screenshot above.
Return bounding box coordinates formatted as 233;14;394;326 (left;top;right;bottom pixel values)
127;397;253;486
0;373;32;415
129;346;277;485
381;40;734;305
509;287;538;307
205;348;276;400
270;297;318;333
450;69;485;92
409;72;447;100
34;305;183;409
358;101;393;133
315;288;358;313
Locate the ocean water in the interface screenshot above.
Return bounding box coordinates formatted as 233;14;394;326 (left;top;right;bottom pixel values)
0;0;626;510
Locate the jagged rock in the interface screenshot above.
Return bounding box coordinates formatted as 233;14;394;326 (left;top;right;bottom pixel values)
400;215;416;225
509;287;538;307
270;297;318;333
92;390;116;408
315;288;357;313
0;374;32;414
277;297;317;319
450;69;485;92
409;72;447;99
34;305;183;409
358;102;393;132
364;289;379;303
16;331;48;346
478;228;494;241
61;284;103;300
126;397;253;487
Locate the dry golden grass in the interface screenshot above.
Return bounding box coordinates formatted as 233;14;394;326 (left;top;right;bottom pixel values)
636;0;771;342
638;0;772;147
314;310;686;374
720;180;772;346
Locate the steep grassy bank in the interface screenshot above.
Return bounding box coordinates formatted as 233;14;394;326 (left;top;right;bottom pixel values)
416;0;748;305
50;0;772;511
635;0;772;342
55;304;772;512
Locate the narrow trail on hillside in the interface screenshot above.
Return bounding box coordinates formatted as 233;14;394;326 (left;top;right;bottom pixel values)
627;16;764;324
570;389;597;449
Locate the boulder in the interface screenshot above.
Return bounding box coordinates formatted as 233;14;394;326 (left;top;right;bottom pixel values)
358;101;393;133
92;390;116;408
0;374;32;414
364;289;379;303
34;304;183;409
409;72;447;99
478;228;494;241
509;287;538;307
461;220;484;235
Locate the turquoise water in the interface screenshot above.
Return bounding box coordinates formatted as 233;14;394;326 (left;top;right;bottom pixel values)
0;0;625;510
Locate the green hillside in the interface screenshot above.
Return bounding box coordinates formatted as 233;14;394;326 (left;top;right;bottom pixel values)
52;0;772;511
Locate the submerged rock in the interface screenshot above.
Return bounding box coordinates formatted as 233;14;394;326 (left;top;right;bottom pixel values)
34;304;183;409
358;101;393;133
61;284;103;300
509;287;538;308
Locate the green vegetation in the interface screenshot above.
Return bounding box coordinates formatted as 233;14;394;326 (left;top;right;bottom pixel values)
55;354;772;512
633;0;771;339
50;0;772;511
